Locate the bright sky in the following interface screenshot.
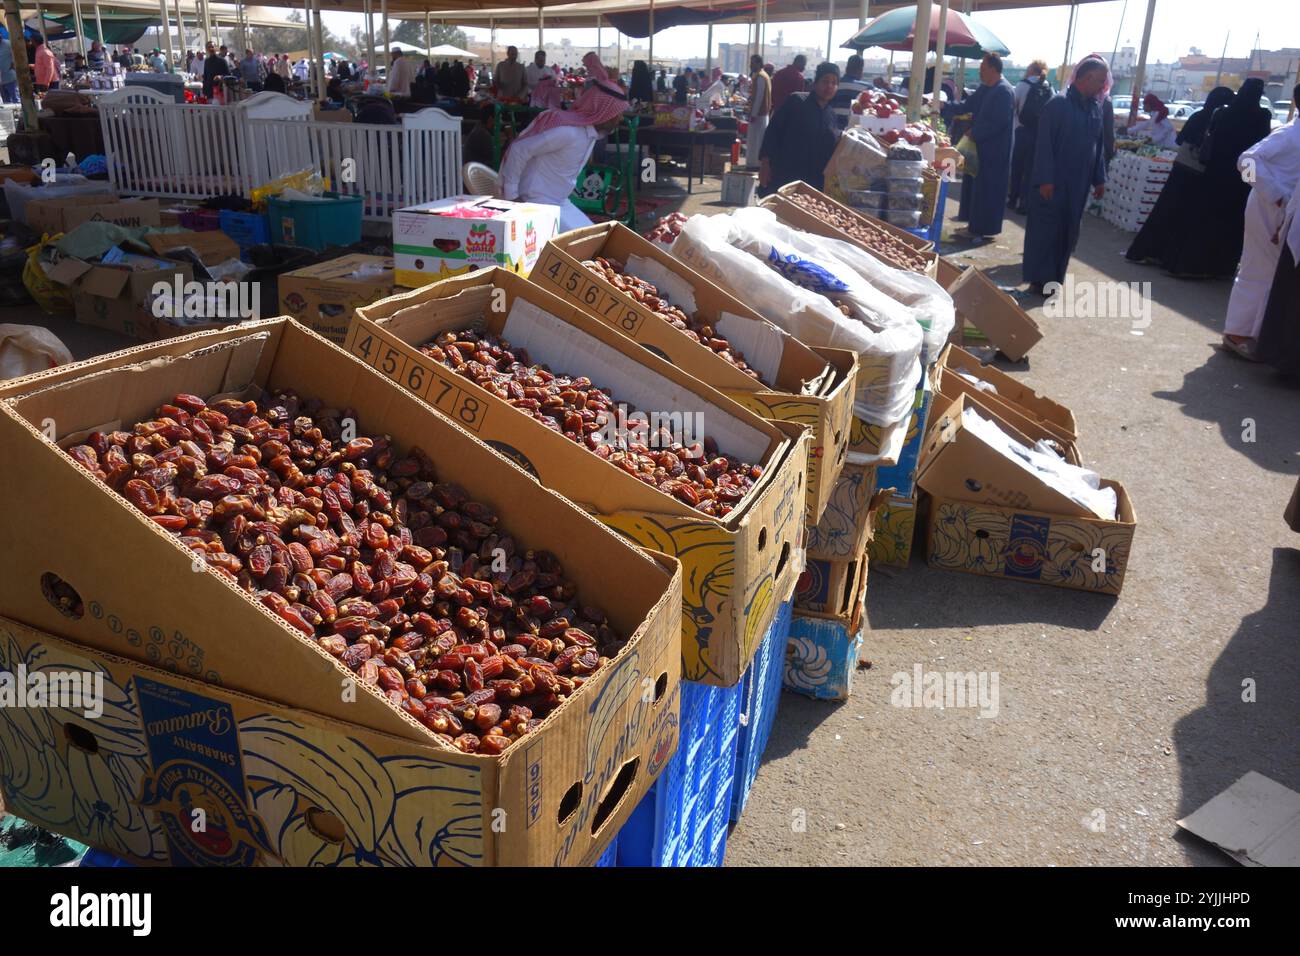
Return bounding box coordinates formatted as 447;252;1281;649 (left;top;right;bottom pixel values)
321;0;1298;68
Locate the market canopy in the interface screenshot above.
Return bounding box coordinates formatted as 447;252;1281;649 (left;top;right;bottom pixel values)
845;5;1011;58
427;43;478;58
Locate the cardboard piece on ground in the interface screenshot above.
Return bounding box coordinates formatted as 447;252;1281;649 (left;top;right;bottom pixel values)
917;393;1093;517
351;268;809;687
1176;772;1300;867
26;197;162;235
144;229;241;266
0;320;682;862
930;366;1080;465
946;266;1042;362
939;342;1078;439
0;600;680;866
278;253;395;344
533;221;856;523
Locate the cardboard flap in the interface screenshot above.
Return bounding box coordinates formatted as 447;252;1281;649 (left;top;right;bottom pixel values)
947;268;1043;362
1177;772;1300;867
79;265;132;299
46;257;95;287
145;229;240;266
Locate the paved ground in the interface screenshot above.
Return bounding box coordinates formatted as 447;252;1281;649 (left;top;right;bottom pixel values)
5;170;1297;867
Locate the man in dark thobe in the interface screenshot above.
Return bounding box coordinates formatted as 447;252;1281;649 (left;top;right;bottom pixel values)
957;54;1015;240
1022;57;1109;295
759;62;841;195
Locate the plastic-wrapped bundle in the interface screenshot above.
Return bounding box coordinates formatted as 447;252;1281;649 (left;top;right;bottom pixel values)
671;210;922;425
731;207;955;358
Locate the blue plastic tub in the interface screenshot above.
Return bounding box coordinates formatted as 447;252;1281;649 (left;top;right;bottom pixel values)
266;191;363;252
729;598;794;822
615;676;743;867
218;209;271;261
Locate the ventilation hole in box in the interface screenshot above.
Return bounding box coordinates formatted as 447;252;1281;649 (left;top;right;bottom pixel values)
775;541;791;580
558;781;583;825
1067;541;1086;552
41;572;84;620
591;757;639;835
964;479;983;493
837;442;847;464
975;529;990;540
797;470;803;491
833;429;843;446
64;723;98;755
654;671;668;702
757;526;768;551
304;807;346;845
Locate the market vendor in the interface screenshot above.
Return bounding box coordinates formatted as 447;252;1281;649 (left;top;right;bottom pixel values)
495;46;527;100
498;51;627;232
758;61;841;195
1127;93;1177;149
699;67;727;107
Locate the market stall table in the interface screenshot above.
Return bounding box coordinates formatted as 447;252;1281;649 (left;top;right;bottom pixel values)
635;126;738;194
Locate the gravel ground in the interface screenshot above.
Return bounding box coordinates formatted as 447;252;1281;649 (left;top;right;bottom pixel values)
5;172;1296;867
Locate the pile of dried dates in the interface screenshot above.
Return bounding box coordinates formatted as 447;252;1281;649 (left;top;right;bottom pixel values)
784;191;931;274
581;255;768;384
64;391;623;755
419;328;763;518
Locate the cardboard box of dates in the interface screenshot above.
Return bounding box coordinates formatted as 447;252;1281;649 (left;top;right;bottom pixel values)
532;221;858;525
0;319;683;865
762;182;939;278
350;268;809;688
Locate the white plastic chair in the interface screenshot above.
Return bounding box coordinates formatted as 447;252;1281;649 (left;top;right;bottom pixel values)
463;161;501;197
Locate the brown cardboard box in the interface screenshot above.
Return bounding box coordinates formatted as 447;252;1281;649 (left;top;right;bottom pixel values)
278;254;396;345
930;365;1080;463
866;490;920;568
26;197;161;235
945;267;1043;362
0;319;682;865
938;343;1077;440
352;268;809;687
794;553;866;617
144;229;241;267
916;393;1096;516
761;182;939;278
533;222;856;523
805;464;885;560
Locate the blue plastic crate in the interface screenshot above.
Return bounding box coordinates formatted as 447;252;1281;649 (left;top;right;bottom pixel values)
78;847;134;867
218;209;271;261
730;599;794;822
615;676;743;867
594;836;618;867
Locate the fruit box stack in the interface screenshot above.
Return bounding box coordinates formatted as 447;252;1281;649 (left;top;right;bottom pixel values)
0;319;685;866
786;549;870;701
1100;150;1173;233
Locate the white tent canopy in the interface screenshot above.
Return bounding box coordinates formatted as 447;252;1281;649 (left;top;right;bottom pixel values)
427;44;478;60
386;40;429;54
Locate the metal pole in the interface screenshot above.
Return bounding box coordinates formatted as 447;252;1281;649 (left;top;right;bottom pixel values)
366;0;376;74
157;0;174;71
648;0;654;67
35;1;48;44
860;0;870;28
173;0;184;69
906;0;931;121
957;0;970;94
537;6;543;50
425;11;432;53
707;23;713;75
1060;2;1076;88
71;0;86;57
933;0;949;105
92;0;103;50
312;0;325;99
3;0;38;129
597;14;602;62
1213;31;1230;88
827;0;834;65
1129;0;1157;124
490;19;495;67
381;0;389;73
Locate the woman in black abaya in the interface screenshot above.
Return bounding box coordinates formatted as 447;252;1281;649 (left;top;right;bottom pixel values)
1125;86;1235;272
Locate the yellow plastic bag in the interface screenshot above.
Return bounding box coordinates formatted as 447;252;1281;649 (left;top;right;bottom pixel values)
22;236;73;315
251;168;330;211
955;134;980;178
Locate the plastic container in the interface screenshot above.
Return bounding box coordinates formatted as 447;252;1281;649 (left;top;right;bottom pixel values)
730;600;794;822
883;192;925;210
594;836;618;867
218;209;271;260
614;677;744;866
266;191;363;252
846;188;887;210
882;208;923;228
887;144;925;162
886;158;928;178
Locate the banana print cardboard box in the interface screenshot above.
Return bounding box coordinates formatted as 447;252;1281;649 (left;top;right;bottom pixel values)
393;196;560;288
786;553;866;700
0;320;685;864
806;464;888;561
0;614;681;866
533;221;857;524
866;492;920;568
352;269;808;688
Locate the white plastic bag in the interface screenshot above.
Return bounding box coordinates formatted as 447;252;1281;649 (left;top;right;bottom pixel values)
0;324;74;381
671;211;921;425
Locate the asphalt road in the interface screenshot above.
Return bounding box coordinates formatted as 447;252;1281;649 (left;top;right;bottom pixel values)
710;195;1300;866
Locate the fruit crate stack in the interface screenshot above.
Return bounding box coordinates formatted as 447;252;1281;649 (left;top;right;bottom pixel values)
1101;149;1174;232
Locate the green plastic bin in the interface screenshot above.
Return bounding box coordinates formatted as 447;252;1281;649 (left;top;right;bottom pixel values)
266;192;364;251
